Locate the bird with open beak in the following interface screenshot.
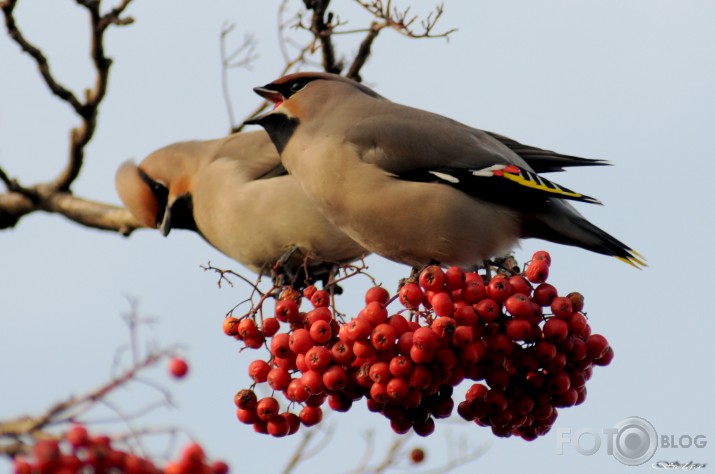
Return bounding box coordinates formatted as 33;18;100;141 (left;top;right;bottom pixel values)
245;72;644;269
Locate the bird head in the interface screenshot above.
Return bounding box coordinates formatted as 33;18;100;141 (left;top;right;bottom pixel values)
244;72;383;152
115;147;198;236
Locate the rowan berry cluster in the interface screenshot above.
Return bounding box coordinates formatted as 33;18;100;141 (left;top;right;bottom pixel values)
225;251;613;440
12;425;228;474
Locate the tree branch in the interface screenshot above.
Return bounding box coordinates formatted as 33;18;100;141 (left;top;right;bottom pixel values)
303;0;342;74
0;0;137;233
0;185;141;234
1;0;84;113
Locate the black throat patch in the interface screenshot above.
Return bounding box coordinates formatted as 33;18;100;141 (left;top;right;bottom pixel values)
256;114;300;154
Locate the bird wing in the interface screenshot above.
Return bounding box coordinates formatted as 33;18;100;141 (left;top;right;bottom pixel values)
484;131;610;173
343;105;600;207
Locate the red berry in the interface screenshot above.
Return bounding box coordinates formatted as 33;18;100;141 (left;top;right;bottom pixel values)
372;323;397;351
399;283;424;309
410;447;426;463
412;327;439;352
331;340;355;365
222;317;239;336
346;317;371;342
419;265;446;292
534;340;557;362
389;355;413;378
289;328;313;354
408;365;432;390
452;325;474;347
270;332;291;358
365;286;390;305
546;372;571;394
262;317;280;337
248;359;271;383
390;417;413;434
212;461;230;474
532;250;552;266
586;334;610;359
567;291;585;312
275;299;300;323
486;276;513;303
508;275;533;296
303;285;317;300
369;361;390;383
301;370;325;395
504;293;533;318
299;406;323;426
387;377;410;400
362;301;389;326
474;298;500;323
506;318;532;341
387;314;410;336
304;346;332;372
445;266;466;291
322;365;348;391
414;417;436;437
283;412;301;435
593;346;614;366
309;319;332;344
267;414;290;437
525;260;550;283
243;331;265;349
352;339;377;359
543;318;569;342
430;292;454;317
454;304;478;326
66;424;89;448
234;389;257;409
550;297;573;319
310;289;330;308
238;318;259;338
431;316;457;339
461;279;487;304
267;367;291;391
533;283;558;306
256;397;279;421
286;379;310;403
168;357;189;379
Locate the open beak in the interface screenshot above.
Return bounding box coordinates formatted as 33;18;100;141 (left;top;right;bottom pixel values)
252;86;284;104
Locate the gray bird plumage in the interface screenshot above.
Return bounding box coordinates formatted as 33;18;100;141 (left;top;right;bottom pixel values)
245;72;644;269
115;130;367;280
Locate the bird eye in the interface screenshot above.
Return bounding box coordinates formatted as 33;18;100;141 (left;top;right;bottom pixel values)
289;81;306;94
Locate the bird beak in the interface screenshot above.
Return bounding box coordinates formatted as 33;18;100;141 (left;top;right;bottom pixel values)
159;203;172;236
252;86;284;104
244;87;285;126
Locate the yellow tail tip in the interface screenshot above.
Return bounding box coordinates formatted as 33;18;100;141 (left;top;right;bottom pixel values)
616;250;647;269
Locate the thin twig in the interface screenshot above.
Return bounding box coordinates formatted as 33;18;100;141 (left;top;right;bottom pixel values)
0;0;141;232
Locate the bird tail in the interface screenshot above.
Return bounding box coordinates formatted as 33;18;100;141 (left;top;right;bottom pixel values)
523;200;647;268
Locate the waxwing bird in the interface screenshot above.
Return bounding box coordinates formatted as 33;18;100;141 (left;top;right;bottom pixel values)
115;130;367;282
245;72;644;269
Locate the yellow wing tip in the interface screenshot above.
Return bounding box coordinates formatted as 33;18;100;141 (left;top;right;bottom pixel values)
616;250;647;269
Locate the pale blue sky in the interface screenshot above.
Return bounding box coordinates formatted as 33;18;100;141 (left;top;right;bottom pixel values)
1;1;714;473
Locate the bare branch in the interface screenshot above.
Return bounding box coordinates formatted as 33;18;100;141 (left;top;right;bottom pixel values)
353;1;457;39
303;0;343;74
1;0;84;113
345;21;385;81
0;348;172;447
0;187;141;234
0;0;139;233
220;22;259;131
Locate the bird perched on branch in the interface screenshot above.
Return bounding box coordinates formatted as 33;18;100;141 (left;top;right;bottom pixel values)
115;130;367;284
245;72;644;269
